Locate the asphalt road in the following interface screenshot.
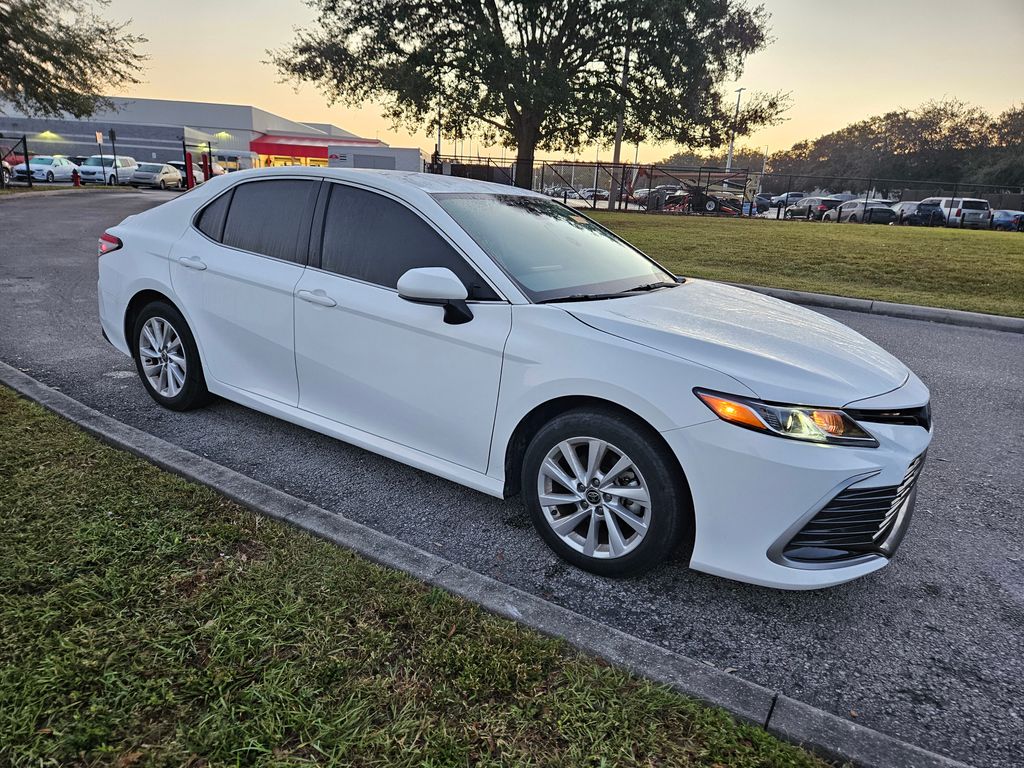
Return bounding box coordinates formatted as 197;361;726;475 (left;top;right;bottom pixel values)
2;191;1022;767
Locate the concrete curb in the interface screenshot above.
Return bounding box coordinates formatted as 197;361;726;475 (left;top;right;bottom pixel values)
0;360;973;768
721;281;1024;334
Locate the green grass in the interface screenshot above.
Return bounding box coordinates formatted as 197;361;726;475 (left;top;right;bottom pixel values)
0;386;830;768
590;212;1024;317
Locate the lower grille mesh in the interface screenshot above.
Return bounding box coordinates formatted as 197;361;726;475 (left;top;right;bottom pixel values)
784;453;925;563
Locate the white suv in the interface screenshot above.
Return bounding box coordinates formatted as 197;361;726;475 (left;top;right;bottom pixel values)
928;197;991;229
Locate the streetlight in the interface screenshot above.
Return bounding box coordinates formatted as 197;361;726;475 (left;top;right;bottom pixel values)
725;87;745;172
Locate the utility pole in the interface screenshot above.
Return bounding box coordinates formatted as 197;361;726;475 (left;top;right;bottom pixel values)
725;87;745;173
608;16;634;210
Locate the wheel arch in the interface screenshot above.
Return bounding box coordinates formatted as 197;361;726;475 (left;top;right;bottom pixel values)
501;395;692;507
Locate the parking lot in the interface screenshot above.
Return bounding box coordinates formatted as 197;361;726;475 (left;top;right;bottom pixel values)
1;191;1022;767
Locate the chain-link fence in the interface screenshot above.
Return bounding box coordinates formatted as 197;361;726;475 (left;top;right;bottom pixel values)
431;155;1024;224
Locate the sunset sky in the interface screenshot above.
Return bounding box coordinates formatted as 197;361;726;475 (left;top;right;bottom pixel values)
107;0;1023;162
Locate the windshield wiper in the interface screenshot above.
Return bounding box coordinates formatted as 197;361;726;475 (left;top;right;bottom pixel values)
537;281;680;304
625;281;679;293
537;293;628;304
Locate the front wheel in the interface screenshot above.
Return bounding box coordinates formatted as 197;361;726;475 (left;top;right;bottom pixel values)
45;171;54;182
522;409;692;576
158;179;166;190
132;301;211;411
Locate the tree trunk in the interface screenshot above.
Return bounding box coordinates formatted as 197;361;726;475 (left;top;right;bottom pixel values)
513;126;538;189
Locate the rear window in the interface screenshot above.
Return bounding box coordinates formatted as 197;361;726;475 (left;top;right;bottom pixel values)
220;179;320;263
961;200;989;210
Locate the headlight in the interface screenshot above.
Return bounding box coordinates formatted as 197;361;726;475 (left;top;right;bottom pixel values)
694;389;878;447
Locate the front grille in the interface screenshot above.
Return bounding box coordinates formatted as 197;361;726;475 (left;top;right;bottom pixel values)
783;453;926;563
846;402;931;431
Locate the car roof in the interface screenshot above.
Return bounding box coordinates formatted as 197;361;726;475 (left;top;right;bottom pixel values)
220;166;544;199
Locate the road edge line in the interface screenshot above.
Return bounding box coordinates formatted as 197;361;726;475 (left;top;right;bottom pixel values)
0;360;973;768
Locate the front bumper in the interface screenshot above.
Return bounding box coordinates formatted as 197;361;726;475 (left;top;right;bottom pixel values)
662;413;932;589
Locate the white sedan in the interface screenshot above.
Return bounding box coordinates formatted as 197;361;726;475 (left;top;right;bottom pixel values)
97;168;932;589
13;155;78;182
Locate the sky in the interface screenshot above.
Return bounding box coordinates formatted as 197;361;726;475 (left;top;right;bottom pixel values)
106;0;1024;163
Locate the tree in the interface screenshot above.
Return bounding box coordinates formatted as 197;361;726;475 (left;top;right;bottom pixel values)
0;0;146;118
272;0;786;189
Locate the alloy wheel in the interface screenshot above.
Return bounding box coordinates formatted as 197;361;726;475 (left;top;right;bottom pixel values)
139;317;186;398
536;437;652;559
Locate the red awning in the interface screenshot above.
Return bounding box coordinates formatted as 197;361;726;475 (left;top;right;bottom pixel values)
249;133;384;159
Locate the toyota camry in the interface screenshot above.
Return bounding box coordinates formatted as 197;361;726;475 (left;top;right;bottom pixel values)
97;168;932;589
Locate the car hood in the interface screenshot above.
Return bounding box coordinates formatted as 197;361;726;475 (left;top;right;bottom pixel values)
564;279;909;406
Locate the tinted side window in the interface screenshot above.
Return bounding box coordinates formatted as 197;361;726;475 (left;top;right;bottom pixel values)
196;189;233;242
221;179;320;262
319;184;499;300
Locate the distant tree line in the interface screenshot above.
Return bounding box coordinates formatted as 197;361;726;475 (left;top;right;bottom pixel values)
661;99;1024;191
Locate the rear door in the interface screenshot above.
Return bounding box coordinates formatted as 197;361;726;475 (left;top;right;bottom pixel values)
293;181;511;471
169;177;320;405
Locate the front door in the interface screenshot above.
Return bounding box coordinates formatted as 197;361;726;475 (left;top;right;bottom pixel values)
293;182;511;471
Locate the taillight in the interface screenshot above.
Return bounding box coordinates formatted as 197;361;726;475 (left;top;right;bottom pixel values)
955;208;961;217
98;232;122;257
817;204;828;211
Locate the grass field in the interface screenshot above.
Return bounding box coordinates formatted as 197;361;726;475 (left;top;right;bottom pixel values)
591;212;1024;317
0;387;830;768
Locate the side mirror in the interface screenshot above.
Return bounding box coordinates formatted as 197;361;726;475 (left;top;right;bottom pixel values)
397;267;473;325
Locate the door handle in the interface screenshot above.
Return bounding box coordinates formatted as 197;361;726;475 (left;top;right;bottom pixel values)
177;255;207;270
296;289;337;308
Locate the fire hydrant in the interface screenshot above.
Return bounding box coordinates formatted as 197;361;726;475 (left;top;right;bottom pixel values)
71;168;81;187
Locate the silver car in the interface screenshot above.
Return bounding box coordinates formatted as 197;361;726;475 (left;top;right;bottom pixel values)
130;163;183;190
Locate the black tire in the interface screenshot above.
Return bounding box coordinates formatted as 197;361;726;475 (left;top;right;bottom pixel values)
806;209;813;221
158;179;166;190
521;408;693;576
848;215;857;223
131;301;211;411
45;171;54;182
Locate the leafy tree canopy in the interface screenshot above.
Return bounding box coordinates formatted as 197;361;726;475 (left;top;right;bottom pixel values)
0;0;146;118
273;0;786;187
749;100;1022;191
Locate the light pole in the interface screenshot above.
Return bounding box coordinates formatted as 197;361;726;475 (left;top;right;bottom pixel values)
725;87;745;172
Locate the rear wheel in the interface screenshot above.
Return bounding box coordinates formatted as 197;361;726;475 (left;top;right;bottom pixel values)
522;408;692;576
132;301;211;411
848;215;858;223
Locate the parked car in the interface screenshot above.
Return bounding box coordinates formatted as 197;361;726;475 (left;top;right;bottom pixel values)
784;196;841;220
168;161;205;185
67;155;90;167
130;162;183;190
629;188;653;206
13;155;78;182
209;162;227;176
891;200;945;227
990;209;1024;232
78;155;138;185
579;187;610;200
822;199;898;224
931;197;991;228
770;191;804;207
826;193;859;202
753;193;772;213
98;168;932;588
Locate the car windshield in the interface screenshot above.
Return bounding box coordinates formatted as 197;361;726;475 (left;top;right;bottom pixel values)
138;163;163;172
30;157;54;165
433;193;675;303
83;157;114;167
